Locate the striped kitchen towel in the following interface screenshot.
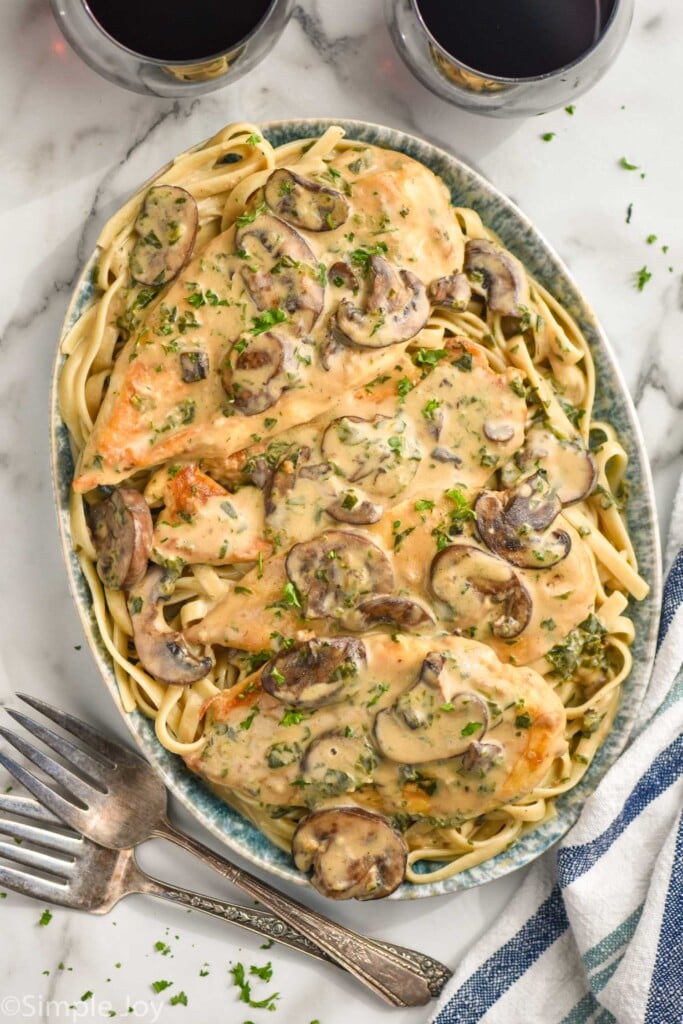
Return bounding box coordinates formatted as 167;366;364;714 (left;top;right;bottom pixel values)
431;481;683;1024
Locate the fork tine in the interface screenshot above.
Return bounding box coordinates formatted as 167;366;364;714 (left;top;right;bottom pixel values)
6;709;110;785
16;694;122;766
0;837;74;879
0;793;61;824
0;727;104;804
0;812;82;857
0;750;90;833
0;862;67;903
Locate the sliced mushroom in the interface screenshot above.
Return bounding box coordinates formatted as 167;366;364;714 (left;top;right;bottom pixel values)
321;414;420;499
285;530;394;620
264;445;314;516
500;423;598;505
301;731;376;797
475;476;571;570
129;185;198;287
292;807;407;900
353;595;435;631
430;447;462;466
428;272;472;310
326;495;383;525
89;488;153;591
483;420;515;444
334;255;429;349
430;544;532;640
464;238;529;317
264;168;349;232
221;331;293;416
261;637;366;708
460;740;504;773
128;565;214;685
503;471;561;532
236;213;324;333
374;653;489;764
179;350;209;383
329;261;359;292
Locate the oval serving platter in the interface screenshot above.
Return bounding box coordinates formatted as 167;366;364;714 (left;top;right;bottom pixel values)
50;119;662;899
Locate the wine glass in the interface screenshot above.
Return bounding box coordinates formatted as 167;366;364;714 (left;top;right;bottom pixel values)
49;0;293;97
385;0;634;117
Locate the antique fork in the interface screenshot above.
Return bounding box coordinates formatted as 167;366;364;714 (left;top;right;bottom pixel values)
0;694;452;1007
0;793;394;964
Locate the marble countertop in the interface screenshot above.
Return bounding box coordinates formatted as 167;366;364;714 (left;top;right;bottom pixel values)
0;1;680;1021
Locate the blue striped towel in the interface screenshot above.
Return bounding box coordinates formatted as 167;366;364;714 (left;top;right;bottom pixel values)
430;483;683;1024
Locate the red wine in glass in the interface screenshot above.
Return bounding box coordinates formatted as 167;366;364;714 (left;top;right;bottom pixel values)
416;0;616;79
85;0;274;62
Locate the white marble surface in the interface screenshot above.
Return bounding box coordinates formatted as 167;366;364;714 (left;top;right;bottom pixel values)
0;1;681;1021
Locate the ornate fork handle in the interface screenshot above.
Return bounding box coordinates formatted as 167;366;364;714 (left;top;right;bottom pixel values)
138;873;450;996
154;818;450;1006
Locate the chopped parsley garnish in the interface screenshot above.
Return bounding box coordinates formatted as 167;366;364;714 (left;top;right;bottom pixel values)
236;201;267;228
634;265;652;291
646;234;657;244
546;613;608;681
245;133;262;146
619;156;639;170
239;707;259;731
415;498;435;514
151;980;173;993
250;307;288;335
515;712;533;729
625;202;633;224
154;941;171;955
565;105;576;115
280;709;308;727
422;398;441;421
366;683;389;708
169;991;188;1006
460;721;482;737
397;376;414;401
541;132;556;142
412;347;448;371
250;962;273;981
38;909;53;926
229;961;279;1011
349;242;388;271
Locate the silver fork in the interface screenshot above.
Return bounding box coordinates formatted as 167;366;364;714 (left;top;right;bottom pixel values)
0;793;390;965
0;694;452;1007
0;793;425;973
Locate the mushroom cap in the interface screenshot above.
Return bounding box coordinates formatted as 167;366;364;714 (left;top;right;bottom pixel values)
261;637;366;709
321;414;420;499
374;652;489;764
500;424;598;506
292;807;407;900
464;238;530;317
352;595;435;631
128;564;214;685
235;212;324;334
264;168;349;232
222;331;292;416
430;543;532;640
334;255;429;349
475;474;572;571
129;185;198;287
89;488;153;591
285;530;395;620
428;272;472;311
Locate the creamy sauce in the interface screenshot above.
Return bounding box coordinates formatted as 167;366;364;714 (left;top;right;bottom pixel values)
187;634;567;827
75;146;463;492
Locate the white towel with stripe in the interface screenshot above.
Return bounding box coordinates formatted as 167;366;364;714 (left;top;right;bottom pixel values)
430;480;683;1024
